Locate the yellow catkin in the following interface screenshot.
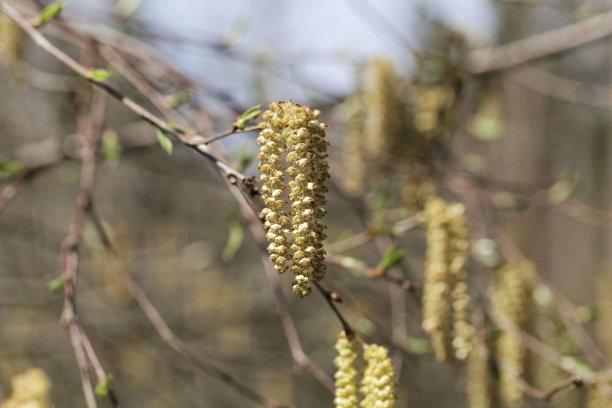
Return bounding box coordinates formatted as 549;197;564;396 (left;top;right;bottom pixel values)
341;94;367;196
334;331;359;408
258;101;330;297
360;344;396;408
0;11;22;70
1;368;54;408
364;59;405;171
467;336;498;408
422;197;473;361
493;260;536;407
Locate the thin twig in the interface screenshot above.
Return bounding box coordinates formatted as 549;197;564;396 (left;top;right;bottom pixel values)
67;321;98;408
313;281;354;336
204;125;261;144
61;82;119;407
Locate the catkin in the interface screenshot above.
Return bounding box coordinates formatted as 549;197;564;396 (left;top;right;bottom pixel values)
493;260;536;407
360;344;396;408
341;94;367;196
364;59;406;174
422;196;473;361
467;336;498;408
1;368;54;408
0;11;23;71
334;331;359;408
258;101;330;297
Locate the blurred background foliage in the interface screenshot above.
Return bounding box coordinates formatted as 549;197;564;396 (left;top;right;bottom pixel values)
1;0;612;407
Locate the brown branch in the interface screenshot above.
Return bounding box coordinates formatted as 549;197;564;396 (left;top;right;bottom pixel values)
466;9;612;73
67;321;98;408
60;80;120;406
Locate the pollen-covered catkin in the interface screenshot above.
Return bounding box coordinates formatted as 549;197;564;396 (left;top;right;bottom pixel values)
467;336;498;408
334;331;359;408
360;344;396;408
493;260;537;407
258;101;330;297
422;197;473;361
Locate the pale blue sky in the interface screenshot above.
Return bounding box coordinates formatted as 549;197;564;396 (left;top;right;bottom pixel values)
68;0;496;113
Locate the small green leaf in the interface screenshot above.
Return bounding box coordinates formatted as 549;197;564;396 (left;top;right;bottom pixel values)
101;129;121;166
0;158;26;178
377;243;406;271
222;219;244;261
156;128;173;155
167;122;186;133
165;91;191;108
95;374;114;397
233;104;261;130
46;275;66;293
87;69;112;83
34;1;65;27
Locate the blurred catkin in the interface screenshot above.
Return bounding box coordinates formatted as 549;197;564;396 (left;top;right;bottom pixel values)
334;331;359;408
1;368;54;408
467;336;499;408
0;11;23;78
364;59;405;158
341;93;367;196
493;260;537;407
360;344;396;408
258;101;330;297
422;196;473;361
586;387;612;408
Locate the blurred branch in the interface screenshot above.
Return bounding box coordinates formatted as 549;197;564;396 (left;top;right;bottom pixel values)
60;84;120;406
88;210;293;408
467;8;612;73
508;65;612;111
0;176;28;214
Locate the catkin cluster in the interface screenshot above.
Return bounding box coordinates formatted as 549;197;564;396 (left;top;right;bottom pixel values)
493;260;536;407
1;368;54;408
258;101;329;297
333;332;396;408
422;196;473;362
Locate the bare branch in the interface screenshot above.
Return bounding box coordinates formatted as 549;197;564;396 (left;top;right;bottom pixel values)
466;9;612;73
